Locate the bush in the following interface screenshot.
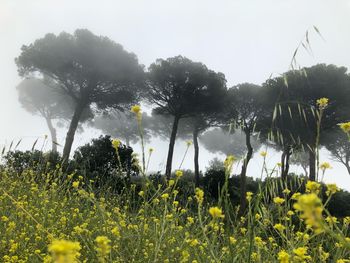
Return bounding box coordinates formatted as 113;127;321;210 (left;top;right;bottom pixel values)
70;135;138;193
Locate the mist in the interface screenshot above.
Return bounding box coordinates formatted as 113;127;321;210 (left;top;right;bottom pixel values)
1;0;350;188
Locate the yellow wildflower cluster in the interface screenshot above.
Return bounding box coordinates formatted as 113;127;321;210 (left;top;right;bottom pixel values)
320;162;332;171
130;105;142;121
175;170;183;178
112;139;121;150
305;181;321;194
339;122;350;134
0;156;349;262
48;239;81;263
209;207;224;219
293;193;324;233
316;97;329;109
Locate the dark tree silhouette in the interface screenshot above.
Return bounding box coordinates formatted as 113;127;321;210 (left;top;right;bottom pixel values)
16;77;92;152
227;83;270;213
265;64;350;181
147;56;226;178
16;29;145;161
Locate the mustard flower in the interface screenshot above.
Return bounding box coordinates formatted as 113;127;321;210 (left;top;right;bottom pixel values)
293;193;324;233
316;97;329;109
274;223;286;232
246;191;253;202
112;139;121;150
260;151;267;157
48;239;81;263
273;197;285;205
293;247;311;261
195;188;204;204
305;181;321;194
175;170;183;178
209;206;224;219
72;181;79;189
326;184;339;196
320;162;332;171
278;250;290;263
338;122;350;134
95;236;111;260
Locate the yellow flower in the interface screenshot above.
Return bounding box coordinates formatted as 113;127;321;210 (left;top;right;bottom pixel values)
229;236;237;245
195;188;204;204
161;193;169;200
325;216;338;225
293;193;324;233
283;188;291;195
189;239;199;246
246;192;253;202
320;162;331;171
293;247;311;261
326;184;339;196
48;239;81;263
148;147;154;153
112;139;121;150
305;181;321;194
131;105;141;114
175;170;183;178
339;122;350;133
186;140;192;146
254;236;265;247
138;191;144;197
291;192;301;200
274;223;286;232
260;151;267;157
273;197;285;205
95;236;111;260
187;217;194;224
168;179;175;186
131;105;142;121
209;206;225;219
277;162;282;167
72;181;79;189
278;250;290;263
224;155;236;173
316;97;329;109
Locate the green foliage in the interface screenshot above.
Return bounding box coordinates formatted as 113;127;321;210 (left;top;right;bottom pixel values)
71;135;138;192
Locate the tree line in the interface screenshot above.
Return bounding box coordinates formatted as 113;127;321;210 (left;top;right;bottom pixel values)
15;29;350;210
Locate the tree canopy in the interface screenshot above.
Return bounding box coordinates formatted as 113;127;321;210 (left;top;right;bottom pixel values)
16;29;145;160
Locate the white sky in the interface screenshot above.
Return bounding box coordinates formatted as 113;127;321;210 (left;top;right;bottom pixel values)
0;0;349;189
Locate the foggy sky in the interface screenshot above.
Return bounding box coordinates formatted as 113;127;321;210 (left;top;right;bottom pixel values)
1;0;350;189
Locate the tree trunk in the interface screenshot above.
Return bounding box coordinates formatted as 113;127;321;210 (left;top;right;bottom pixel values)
45;117;57;153
165;116;180;179
302;165;309;177
285;150;291;178
308;148;316;181
345;163;350;176
239;129;253;215
281;146;291;180
281;151;286;179
193;128;200;187
62;102;86;162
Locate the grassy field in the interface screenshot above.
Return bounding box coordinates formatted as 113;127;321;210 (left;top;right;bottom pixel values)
1;161;350;263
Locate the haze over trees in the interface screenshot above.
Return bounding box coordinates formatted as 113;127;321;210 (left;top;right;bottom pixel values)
265;64;350;180
14;29;350;213
16;29;145;161
226;83;271;212
146;56;227;178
